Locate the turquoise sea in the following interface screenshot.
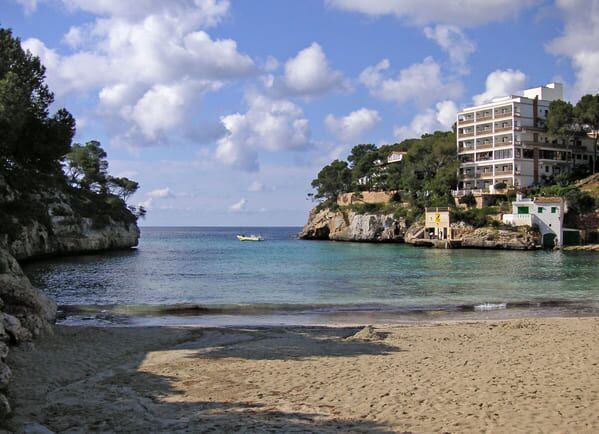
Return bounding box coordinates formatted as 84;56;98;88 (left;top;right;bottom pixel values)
23;227;599;326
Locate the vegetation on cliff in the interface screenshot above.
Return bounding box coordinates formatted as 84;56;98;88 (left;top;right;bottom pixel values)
0;28;143;242
309;131;458;218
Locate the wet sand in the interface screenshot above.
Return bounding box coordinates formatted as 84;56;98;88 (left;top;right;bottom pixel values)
5;317;599;433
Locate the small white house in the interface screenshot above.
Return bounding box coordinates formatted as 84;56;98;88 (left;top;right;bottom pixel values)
502;194;564;247
387;151;406;164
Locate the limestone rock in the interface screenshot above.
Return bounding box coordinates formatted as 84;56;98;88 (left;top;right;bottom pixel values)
0;362;11;390
0;392;10;419
347;326;385;341
0;249;56;338
458;225;538;250
299;208;406;242
1;313;32;343
0;343;7;361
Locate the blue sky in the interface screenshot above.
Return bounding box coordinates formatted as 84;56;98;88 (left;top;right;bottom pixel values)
3;0;599;226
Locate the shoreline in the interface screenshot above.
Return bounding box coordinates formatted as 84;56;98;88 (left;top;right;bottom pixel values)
6;316;599;432
55;299;599;328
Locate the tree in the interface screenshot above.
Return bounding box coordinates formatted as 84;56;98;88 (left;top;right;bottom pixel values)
0;28;75;175
575;94;599;174
547;100;580;171
310;160;352;202
66;141;109;192
347;144;380;190
108;176;139;202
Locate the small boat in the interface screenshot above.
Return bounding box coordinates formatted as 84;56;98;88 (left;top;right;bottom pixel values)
236;234;264;241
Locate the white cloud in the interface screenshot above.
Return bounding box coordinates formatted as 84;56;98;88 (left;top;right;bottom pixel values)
21;0;255;148
359;57;463;107
472;69;527;105
62;0;230;26
325;0;537;27
393;100;458;141
325;108;381;141
423;25;476;70
546;0;599;99
229;198;247;212
248;181;264;192
265;43;347;97
15;0;42;14
216;92;312;171
147;187;174;198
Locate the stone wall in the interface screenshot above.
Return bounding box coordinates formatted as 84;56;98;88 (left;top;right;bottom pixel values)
337;191;397;207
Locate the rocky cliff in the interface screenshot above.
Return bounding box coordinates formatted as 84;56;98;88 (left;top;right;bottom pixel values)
298;207;407;242
0;175;140;420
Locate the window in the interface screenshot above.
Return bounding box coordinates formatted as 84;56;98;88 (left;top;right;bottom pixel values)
538;207;543;213
551;207;557;214
518;206;529;214
494;149;513;159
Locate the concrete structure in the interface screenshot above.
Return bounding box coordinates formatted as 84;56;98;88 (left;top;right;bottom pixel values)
454;83;597;197
425;207;452;240
502;195;564;247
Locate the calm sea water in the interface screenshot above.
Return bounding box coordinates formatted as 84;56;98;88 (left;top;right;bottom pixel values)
22;227;599;326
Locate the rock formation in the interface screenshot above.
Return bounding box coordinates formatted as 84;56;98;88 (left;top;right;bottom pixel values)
0;175;140;421
299;208;406;242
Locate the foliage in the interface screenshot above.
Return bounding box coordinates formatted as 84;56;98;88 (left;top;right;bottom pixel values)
66;141;109;192
575;94;599;173
310;160;352;201
309;131;458;215
0;27;143;238
451;206;499;228
458;193;476;207
108;176;139;202
0;28;75;176
494;181;507;189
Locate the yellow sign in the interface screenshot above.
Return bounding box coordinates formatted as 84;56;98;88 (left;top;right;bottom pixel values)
435;213;441;226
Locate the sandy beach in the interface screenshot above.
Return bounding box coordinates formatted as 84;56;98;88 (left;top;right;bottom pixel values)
4;317;599;433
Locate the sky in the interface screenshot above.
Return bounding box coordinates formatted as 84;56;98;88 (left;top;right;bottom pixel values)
2;0;599;226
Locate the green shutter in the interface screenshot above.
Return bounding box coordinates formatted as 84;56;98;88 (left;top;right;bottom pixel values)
517;206;529;214
551;207;557;213
538;207;543;213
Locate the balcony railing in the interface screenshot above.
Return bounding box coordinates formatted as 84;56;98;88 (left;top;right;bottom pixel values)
494;112;512;119
477;115;493;121
458;118;474;125
494;170;513;176
494;140;513;147
459;132;475;138
494;126;512;133
476;143;493;149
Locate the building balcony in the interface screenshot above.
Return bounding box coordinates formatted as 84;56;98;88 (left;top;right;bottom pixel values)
494;140;513;147
476;143;494;150
494;170;513;176
494;126;512;133
458;118;474;125
477;115;493;122
459;132;475;138
494;112;512;120
478;172;494;178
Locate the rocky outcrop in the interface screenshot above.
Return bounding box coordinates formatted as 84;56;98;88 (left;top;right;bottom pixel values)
0;246;57;418
454;223;539;250
299;208;406;242
0;175;139;422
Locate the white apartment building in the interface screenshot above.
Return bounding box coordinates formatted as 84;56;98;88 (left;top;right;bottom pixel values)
455;83;596;195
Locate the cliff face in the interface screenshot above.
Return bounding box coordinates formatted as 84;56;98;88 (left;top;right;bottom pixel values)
299;208;407;242
0;176;139;419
